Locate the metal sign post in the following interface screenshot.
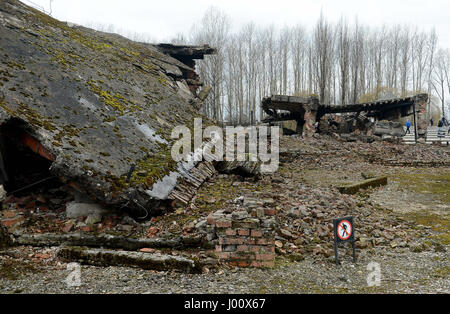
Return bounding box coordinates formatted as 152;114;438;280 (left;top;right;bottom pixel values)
333;216;356;265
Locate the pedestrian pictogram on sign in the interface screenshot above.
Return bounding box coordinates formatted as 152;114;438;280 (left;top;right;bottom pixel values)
333;216;356;265
337;220;352;241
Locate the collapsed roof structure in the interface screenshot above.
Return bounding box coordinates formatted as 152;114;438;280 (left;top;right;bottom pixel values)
0;0;216;217
261;94;429;138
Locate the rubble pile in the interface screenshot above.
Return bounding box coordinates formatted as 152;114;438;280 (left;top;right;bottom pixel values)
281;135;450;168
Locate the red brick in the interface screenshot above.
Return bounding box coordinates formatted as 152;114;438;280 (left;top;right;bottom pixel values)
256;253;275;261
140;248;155;253
250;261;262;267
256;238;268;245
238;261;250;267
264;209;277;216
218;252;231;259
244;238;256;245
1;216;25;227
62;222;74;233
215;245;223;252
225;229;236;236
216;220;232;228
262;261;275;268
238;229;250;236
261;246;275;253
236;245;249;252
251;230;263;237
2;210;16;219
249;245;261;252
232;251;256;260
206;215;216;225
80;226;91;232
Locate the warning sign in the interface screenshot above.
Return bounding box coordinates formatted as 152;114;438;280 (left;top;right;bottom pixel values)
333;217;354;243
337;220;352;241
333;216;356;265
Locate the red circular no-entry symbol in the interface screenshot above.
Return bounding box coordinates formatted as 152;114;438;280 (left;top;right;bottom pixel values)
337;220;352;241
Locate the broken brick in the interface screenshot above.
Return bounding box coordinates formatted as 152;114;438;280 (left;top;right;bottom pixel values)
1;216;25;227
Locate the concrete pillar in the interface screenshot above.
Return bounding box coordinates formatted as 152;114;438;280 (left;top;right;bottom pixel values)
302;97;319;137
414;94;428;137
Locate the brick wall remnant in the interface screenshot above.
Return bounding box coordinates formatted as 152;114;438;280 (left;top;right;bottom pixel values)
206;209;277;268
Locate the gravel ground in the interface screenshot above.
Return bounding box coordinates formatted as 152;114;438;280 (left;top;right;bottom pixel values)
0;245;448;294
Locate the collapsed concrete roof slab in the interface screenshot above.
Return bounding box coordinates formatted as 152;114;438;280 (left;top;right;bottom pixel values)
0;0;215;215
262;94;428;137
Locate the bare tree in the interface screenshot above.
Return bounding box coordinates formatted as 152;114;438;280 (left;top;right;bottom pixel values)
440;49;450;119
431;49;446;118
337;17;350;104
184;9;444;123
426;29;438;118
313;12;335;104
191;7;230;121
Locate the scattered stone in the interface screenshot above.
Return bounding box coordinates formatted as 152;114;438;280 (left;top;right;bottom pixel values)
122;216;138;226
0;185;6;203
62;221;74;233
231;211;248;220
279;229;294;239
85;214;102;225
0;225;12;248
66;202;108;219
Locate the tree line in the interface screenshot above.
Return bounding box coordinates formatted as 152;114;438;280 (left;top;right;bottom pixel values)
177;7;450;125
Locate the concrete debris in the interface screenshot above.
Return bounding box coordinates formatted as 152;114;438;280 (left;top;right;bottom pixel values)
13;232;204;250
0;0;216;216
373;120;405;137
0;185;6;202
57;247;202;273
65;202;109;219
337;176;388;195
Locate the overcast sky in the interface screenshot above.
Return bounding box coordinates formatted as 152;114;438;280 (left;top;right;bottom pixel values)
22;0;450;48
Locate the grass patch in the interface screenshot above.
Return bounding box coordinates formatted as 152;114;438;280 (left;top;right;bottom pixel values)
393;172;450;204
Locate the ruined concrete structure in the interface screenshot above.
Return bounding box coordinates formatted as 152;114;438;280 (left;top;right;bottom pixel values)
0;0;216;217
262;94;428;138
155;44;215;94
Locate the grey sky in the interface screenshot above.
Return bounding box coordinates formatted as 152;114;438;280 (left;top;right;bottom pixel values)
22;0;450;48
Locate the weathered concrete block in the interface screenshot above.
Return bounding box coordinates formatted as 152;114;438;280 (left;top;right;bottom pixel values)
0;185;6;203
66;202;109;219
57;247;201;273
337;176;388;194
373;120;404;137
